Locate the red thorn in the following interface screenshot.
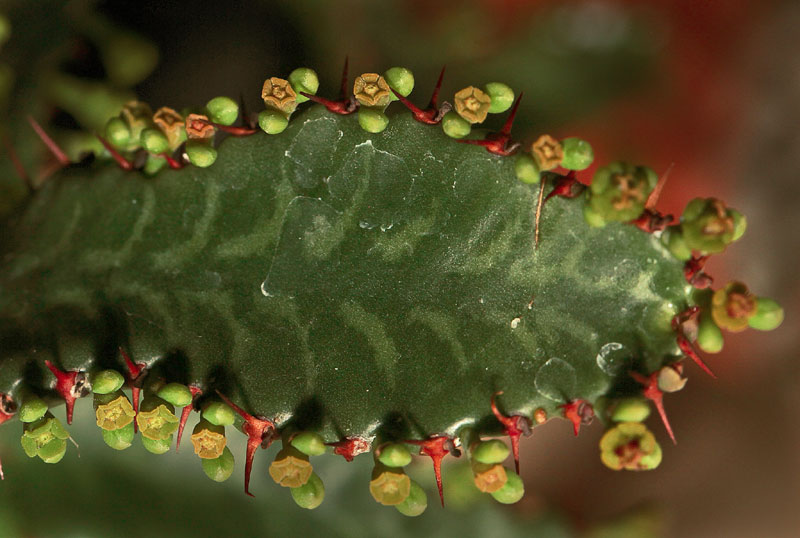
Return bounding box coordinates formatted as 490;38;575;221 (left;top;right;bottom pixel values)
161;152;184;170
214;123;257;136
215;390;275;497
300;92;356;115
544;171;585;202
176;386;203;452
27;116;70;166
44;360;86;425
684;256;713;288
391;66;448;125
119;347;146;432
405;436;460;507
326;437;370;462
645;163;674;211
456;93;524;156
672;309;717;378
490;391;532;474
2;134;32;191
631;371;676;444
558;399;594;437
95;134;133;170
631;209;674;233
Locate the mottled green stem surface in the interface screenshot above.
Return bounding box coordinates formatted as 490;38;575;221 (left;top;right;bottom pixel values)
0;105;687;440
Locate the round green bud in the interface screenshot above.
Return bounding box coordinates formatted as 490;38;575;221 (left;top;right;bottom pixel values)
288;68;320;105
291;471;325;510
731;209;747;242
472;439;510;465
140;127;169;154
442;111;471;139
748;297;784;331
205;96;239;126
561;137;594;171
697;311;724;353
258;108;289;135
102;422;135;450
490;470;524;504
582;203;607;228
384;67;415;100
92;370;125;395
290;431;326;457
142;435;172;455
201;401;236;426
514;154;540;184
104;116;130;149
610;398;651;423
358;108;389;133
377;443;413;468
395;480;427;517
484;82;514;114
19;395;48;423
202;446;235;482
156;383;193;407
663;228;692;261
143;155;167;175
186;140;218;168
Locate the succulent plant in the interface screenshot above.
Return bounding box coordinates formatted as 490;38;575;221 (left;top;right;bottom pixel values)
0;43;784;516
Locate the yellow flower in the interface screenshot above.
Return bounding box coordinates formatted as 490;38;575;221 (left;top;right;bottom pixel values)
191;425;227;459
599;422;662;471
711;281;756;332
472;462;508;493
454;86;492;124
185;113;215;140
369;467;411;505
269;448;313;487
261;77;297;114
153;106;185;149
95;395;136;431
531;134;564;171
353;73;391;108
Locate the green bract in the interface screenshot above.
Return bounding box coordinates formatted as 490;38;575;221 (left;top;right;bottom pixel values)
610;398;650;423
91;370;125;394
156;382;193;407
514;154;540;184
585;161;657;226
186;140;218;168
490;470;524;504
377;443;412;468
102;422;134;450
288;68;319;105
205;96;239;126
202;446;235;482
18;394;47;423
290;431;326;457
442;110;471;138
104;116;130;148
142;436;172;455
358;108;389;133
395;480;427;517
291;472;325;510
560;137;594;171
484;82;514;114
472;439;510;465
384;67;414;100
258;108;288;135
749;297;784;331
201;401;236;427
140;127;168;154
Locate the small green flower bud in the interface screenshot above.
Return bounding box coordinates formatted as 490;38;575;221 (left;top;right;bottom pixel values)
384;67;415;101
560;137;594;171
94;392;136;431
156;382;193;407
143;155;167;175
442;111;471;139
18;394;48;423
514;154;540;184
748;297;784;331
370;464;411;506
663;227;692;261
202;446;235;482
600;422;662;471
140;127;169;154
472;439;509;465
697;311;724;353
358;108;389;133
191;419;227;459
201;401;236;426
472;461;508;493
291;471;325;509
290;431;326;457
395;480;427;517
490;470;524;504
587;161;657;226
731;209;747;242
289;68;320;105
105;116;130;149
258;108;289;135
92;370;125;394
136;396;178;441
484;82;514;114
610;398;650;423
102;422;134;450
142;435;172;455
20;414;70;463
270;446;313;488
377;442;413;468
205;96;239;126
